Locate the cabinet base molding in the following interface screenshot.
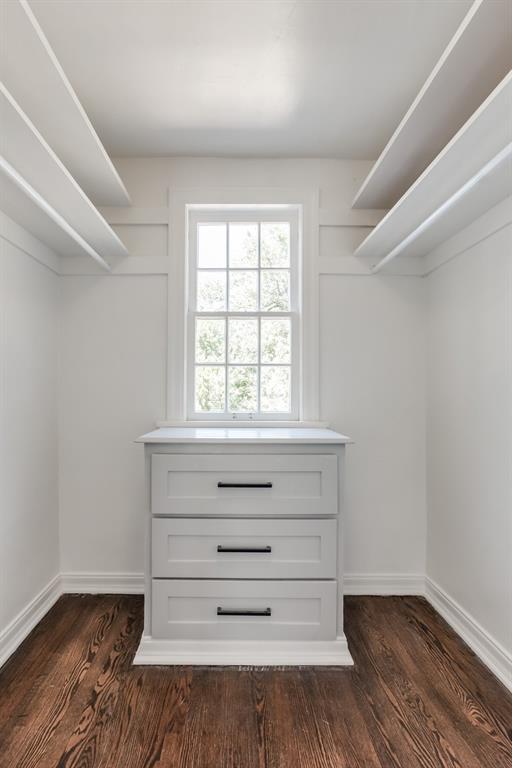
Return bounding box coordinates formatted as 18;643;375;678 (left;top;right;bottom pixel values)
133;635;354;667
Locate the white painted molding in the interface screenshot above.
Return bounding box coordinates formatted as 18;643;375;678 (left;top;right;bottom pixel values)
99;207;168;225
134;636;353;666
344;573;425;595
425;578;512;693
58;255;169;276
318;255;425;277
0;574;61;669
423;195;512;276
166;186;321;422
0;210;60;274
0;210;169;277
60;572;144;594
318;208;386;227
2;571;509;692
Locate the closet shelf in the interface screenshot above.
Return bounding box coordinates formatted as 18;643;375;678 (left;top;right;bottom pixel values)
354;71;512;269
0;84;128;266
0;159;111;270
0;0;130;207
353;0;512;210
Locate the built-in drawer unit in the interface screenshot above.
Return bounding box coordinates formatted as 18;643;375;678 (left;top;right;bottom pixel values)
135;427;352;666
152;517;337;579
151;579;337;641
151;453;338;517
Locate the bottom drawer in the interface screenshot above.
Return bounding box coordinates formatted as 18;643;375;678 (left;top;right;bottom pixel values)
152;579;337;641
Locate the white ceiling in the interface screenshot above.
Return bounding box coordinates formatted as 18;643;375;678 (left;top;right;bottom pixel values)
27;0;473;159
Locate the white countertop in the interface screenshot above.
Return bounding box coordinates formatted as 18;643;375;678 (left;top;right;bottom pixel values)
136;427;351;444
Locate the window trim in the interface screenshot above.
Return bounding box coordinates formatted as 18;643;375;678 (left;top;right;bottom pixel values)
186;208;300;421
167;187;320;425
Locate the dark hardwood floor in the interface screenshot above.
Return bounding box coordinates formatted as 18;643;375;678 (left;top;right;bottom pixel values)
0;595;511;768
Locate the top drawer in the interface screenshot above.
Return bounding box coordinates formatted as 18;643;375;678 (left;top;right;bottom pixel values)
151;453;338;517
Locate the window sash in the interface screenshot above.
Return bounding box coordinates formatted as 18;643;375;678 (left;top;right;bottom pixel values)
186;208;300;420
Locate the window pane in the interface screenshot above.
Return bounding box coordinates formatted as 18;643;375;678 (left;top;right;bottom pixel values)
229;270;258;311
261;222;290;267
228;366;257;412
228;318;258;363
195;318;225;363
229;223;258;267
198;224;227;268
195;366;225;411
261;317;290;363
197;271;226;311
260;270;290;311
260;366;290;412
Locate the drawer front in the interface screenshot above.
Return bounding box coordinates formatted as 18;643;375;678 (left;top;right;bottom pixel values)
152;579;337;641
152;518;337;579
151;453;338;517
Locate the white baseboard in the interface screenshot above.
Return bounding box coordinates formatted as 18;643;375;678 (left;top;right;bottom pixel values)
134;635;353;666
344;572;425;595
0;574;61;669
425;577;512;694
60;572;144;594
2;571;510;693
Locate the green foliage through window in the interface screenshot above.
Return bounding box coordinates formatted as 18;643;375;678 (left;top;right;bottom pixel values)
192;219;295;415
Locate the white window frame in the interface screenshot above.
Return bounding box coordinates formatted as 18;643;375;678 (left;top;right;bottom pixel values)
166;187;320;426
187;208;300;421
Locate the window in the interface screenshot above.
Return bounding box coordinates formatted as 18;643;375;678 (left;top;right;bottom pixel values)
187;208;300;420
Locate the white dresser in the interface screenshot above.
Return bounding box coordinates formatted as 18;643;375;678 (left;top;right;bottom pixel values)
134;427;353;666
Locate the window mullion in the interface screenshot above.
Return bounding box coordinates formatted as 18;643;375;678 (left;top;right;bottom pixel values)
195;311;290;317
257;222;261;415
257;314;261;415
225;223;230;414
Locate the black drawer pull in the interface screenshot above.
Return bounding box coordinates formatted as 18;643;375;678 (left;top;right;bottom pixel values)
217;545;272;554
217;607;271;617
217;482;272;488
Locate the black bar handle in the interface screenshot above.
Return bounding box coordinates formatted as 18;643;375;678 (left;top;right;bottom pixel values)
217;545;272;554
217;482;272;488
217;607;271;617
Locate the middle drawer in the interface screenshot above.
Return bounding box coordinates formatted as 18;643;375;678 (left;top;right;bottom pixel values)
152;517;337;579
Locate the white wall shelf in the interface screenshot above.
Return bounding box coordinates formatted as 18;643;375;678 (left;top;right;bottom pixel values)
354;72;512;270
0;0;130;207
371;146;511;273
422;196;512;276
0;84;128;266
0;161;111;270
353;0;512;210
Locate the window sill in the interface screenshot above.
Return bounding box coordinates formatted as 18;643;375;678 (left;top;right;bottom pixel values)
156;420;329;429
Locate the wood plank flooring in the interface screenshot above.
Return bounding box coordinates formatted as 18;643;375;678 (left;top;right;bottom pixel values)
0;595;511;768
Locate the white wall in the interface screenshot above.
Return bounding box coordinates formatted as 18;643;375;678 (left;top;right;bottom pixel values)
321;275;426;576
59;275;167;573
426;217;512;656
0;236;60;635
58;157;427;579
